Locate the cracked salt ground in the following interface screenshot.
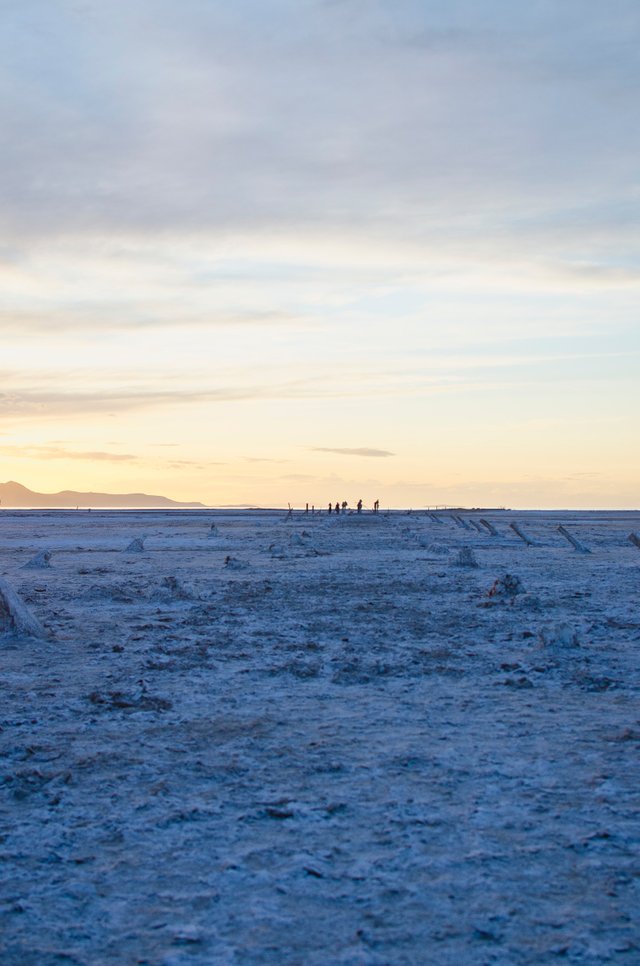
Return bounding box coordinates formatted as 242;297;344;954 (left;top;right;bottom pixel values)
1;509;639;964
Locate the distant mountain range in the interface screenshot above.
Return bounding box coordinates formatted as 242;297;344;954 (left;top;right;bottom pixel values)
0;481;205;509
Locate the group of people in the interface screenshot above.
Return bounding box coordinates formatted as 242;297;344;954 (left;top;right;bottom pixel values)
301;499;380;514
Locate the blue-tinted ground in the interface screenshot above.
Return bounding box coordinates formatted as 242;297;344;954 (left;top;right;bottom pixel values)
1;509;639;964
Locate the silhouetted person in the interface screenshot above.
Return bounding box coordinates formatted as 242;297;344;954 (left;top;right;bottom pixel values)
357;499;363;513
341;501;348;512
328;503;332;514
335;502;340;514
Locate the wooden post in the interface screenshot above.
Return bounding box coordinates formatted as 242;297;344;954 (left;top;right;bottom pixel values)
558;525;590;554
0;577;48;638
509;522;536;547
479;518;498;536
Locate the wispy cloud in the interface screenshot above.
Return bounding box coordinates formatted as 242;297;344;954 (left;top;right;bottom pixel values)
244;457;290;464
0;444;226;470
1;1;637;260
312;447;395;458
0;445;138;463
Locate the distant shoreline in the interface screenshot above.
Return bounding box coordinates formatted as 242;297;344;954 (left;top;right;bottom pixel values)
0;506;638;515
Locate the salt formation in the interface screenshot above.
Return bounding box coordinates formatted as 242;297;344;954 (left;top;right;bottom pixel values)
427;543;450;555
539;623;580;648
124;537;144;552
22;550;52;569
488;574;523;599
0;577;48;638
418;538;449;554
454;547;478;567
159;575;191;600
224;555;245;570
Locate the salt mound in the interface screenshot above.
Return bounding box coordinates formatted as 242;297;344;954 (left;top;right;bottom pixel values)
454;547;478;568
224;556;246;571
159;575;192;600
539;623;580;648
125;538;144;553
488;574;523;598
418;538;449;554
22;550;52;570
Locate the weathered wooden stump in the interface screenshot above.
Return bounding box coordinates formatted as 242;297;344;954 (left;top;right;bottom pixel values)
509;522;537;547
558;525;590;554
480;519;498;536
0;577;48;638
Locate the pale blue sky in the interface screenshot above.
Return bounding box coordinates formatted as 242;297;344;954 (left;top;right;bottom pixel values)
1;0;638;506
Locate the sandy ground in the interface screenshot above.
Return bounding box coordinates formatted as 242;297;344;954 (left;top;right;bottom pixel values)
1;508;639;965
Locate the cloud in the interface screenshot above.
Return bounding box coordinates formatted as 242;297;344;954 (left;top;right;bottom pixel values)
244;457;290;464
0;0;638;265
0;305;305;334
2;339;630;424
0;445;137;462
0;444;228;471
312;447;395;458
0;384;300;418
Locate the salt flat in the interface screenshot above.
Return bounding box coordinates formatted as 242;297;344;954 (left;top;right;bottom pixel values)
1;508;639;965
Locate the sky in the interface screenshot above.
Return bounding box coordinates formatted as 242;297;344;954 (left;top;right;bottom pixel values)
1;0;639;508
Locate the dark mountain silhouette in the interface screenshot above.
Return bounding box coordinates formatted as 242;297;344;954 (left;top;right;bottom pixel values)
0;481;205;509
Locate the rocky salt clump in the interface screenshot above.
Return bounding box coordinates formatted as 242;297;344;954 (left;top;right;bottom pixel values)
454;547;478;568
224;555;246;570
538;623;581;648
488;574;523;599
124;537;145;553
156;575;193;600
22;550;52;570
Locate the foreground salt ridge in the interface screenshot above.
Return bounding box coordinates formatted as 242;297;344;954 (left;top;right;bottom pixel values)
1;509;639;965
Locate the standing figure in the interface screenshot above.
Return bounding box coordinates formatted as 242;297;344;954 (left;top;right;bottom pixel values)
357;499;363;513
335;502;340;514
